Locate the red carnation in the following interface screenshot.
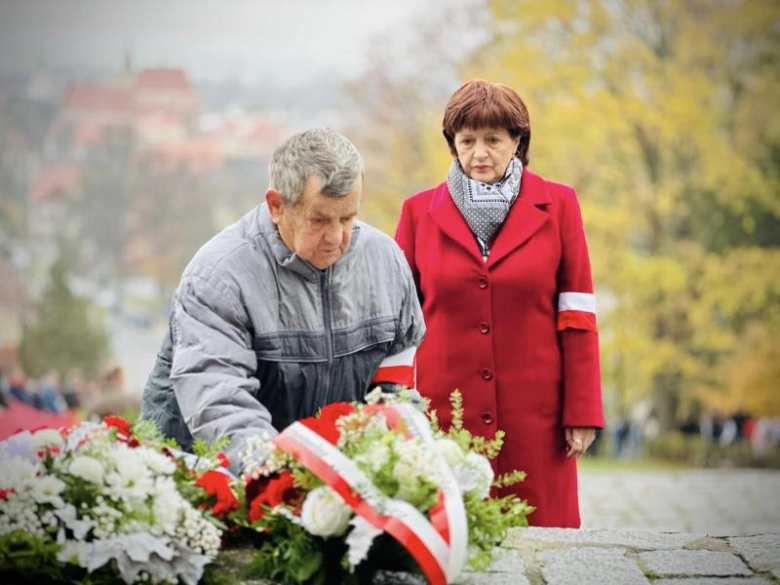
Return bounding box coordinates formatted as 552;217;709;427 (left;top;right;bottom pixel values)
300;402;355;445
103;415;132;438
247;471;302;523
217;452;231;468
194;470;239;516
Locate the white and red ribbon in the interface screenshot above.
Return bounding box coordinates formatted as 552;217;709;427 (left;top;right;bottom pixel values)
273;403;467;584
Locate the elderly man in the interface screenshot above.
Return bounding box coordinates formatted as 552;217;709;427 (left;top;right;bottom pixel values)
141;128;424;474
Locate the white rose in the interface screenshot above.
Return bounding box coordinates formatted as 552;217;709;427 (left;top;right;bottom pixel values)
435;439;465;468
31;429;63;450
300;486;353;538
69;455;105;484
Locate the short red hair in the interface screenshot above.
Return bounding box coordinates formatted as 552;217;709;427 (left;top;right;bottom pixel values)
442;80;531;165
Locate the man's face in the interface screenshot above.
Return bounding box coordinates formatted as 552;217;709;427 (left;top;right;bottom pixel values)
267;175;362;270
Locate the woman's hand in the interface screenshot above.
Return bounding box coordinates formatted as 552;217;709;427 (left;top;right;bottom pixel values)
564;427;597;458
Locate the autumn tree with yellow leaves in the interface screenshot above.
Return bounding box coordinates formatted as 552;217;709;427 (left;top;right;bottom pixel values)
347;0;780;428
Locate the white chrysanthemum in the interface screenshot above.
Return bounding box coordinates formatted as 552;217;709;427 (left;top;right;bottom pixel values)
300;486;353;538
435;438;466;468
31;429;63;450
452;452;494;499
136;448;176;475
392;437;441;501
467;452;494;499
31;475;66;508
0;455;41;490
355;442;390;474
104;446;154;502
69;455;104;484
151;476;185;536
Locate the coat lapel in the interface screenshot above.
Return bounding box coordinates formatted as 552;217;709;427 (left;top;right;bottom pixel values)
427;181;484;263
487;170;551;268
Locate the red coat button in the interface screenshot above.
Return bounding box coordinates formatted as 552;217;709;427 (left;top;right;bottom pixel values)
480;322;490;334
478;276;488;289
482;412;494;424
481;368;493;380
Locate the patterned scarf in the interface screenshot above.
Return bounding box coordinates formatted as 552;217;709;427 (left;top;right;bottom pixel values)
447;157;523;258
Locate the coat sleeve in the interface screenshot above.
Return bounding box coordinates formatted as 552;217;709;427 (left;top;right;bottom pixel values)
370;241;426;391
557;187;604;429
170;274;277;474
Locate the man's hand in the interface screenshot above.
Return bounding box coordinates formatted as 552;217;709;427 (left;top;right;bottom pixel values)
565;427;597;458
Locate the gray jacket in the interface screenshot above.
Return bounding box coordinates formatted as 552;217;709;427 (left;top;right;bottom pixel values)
141;203;425;473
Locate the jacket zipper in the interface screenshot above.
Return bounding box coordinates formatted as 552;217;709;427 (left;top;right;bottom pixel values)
320;268;334;403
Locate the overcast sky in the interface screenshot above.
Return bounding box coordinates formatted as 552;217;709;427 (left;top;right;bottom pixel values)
0;0;452;85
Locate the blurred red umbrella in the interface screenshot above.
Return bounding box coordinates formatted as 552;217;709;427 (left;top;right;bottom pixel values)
0;400;78;440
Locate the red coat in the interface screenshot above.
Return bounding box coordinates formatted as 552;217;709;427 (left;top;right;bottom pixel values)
395;169;603;528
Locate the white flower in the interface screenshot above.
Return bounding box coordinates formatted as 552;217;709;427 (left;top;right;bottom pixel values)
136;448;176;475
31;429;63;450
69;455;104;484
346;516;382;567
392;437;441;500
435;439;466;468
104;446;154;502
54;504;95;540
31;475;66;508
300;486;353;538
0;455;40;490
56;539;91;567
453;453;494;499
355;442;390;474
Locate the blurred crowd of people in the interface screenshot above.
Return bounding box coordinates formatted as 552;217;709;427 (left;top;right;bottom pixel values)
0;365;138;424
602;400;780;460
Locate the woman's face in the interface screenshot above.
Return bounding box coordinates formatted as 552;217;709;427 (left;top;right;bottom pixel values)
453;126;520;184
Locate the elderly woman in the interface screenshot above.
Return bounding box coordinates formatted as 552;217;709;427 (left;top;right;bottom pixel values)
394;80;603;527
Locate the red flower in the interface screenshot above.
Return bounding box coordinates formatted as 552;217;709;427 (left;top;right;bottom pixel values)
246;471;302;523
194;470;239;516
300;402;355;445
217;452;230;468
0;489;14;500
103;415;132;438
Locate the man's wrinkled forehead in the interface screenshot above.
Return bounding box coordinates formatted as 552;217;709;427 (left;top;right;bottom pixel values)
295;174;362;211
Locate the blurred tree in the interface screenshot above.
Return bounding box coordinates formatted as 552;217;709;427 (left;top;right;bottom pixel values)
20;253;110;379
0;91;54;252
343;9;479;233
472;0;780;426
126;164;217;301
74;127;138;287
347;0;780;425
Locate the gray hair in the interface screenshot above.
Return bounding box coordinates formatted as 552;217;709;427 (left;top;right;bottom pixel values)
268;128;364;206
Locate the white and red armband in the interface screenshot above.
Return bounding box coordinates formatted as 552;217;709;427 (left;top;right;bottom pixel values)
370;346;417;389
557;292;597;333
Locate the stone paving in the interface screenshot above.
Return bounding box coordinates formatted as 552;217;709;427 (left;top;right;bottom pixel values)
578;469;780;535
478;527;780;585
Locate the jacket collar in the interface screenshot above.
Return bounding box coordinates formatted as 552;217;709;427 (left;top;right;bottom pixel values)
428;169;551;268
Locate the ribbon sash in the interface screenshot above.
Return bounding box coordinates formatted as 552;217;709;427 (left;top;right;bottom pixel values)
273;403;467;584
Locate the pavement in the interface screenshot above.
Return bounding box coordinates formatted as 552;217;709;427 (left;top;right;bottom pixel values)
578;469;780;536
